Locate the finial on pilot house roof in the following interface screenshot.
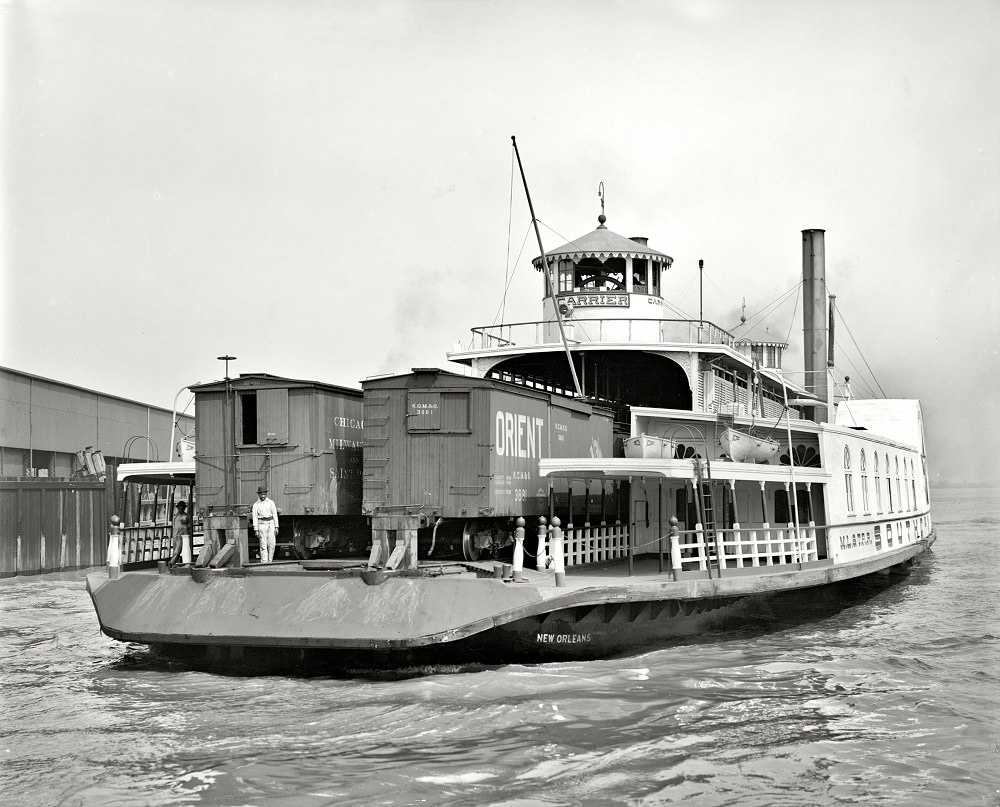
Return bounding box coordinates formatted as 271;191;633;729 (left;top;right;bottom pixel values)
597;181;607;228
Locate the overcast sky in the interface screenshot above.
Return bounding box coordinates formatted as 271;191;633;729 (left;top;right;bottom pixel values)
2;0;997;485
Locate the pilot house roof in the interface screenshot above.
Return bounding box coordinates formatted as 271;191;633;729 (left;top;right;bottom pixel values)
533;218;673;268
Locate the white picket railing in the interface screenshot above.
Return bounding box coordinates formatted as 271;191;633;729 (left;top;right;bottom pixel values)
670;522;819;574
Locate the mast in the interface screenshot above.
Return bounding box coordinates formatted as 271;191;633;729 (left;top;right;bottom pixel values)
510;135;583;398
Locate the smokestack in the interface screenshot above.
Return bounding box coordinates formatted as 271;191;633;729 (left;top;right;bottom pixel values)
802;229;831;421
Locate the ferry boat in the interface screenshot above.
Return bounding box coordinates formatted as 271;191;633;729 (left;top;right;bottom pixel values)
86;161;935;667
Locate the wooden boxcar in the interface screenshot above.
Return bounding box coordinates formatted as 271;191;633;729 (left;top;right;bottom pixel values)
362;368;617;560
191;373;366;560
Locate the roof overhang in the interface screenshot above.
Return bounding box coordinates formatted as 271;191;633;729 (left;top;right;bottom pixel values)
117;461;196;484
538;457;830;483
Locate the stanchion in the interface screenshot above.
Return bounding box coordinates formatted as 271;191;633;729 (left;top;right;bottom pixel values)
551;516;566;587
536;516;547;572
106;515;121;580
512;517;525;582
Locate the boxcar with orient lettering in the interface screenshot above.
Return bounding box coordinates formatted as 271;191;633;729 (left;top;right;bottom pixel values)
362;368;617;560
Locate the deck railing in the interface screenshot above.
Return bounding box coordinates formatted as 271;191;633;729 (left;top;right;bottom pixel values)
671;522;821;575
119;526;203;566
533;519;820;577
533;520;630;569
467;317;748;355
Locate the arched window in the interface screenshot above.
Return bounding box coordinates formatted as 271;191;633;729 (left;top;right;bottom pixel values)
886;452;894;512
874;452;883;513
844;446;855;513
860;449;869;513
896;457;903;512
910;459;918;509
904;458;912;510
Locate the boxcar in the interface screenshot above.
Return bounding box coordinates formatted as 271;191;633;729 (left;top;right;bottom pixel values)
362;368;617;560
191;373;367;560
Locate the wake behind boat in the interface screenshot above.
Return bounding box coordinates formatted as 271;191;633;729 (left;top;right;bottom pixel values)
87;146;935;667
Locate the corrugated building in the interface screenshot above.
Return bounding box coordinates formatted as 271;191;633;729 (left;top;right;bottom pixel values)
0;367;194;576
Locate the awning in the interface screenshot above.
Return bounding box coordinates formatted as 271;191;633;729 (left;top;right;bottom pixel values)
117;461;196;484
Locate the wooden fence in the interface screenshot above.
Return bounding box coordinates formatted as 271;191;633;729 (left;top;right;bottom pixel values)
0;480;109;577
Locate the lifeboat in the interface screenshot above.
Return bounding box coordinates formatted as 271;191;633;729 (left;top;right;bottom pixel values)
623;434;676;459
720;427;779;463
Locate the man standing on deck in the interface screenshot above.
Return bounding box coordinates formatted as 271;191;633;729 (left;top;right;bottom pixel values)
167;501;190;566
251;485;279;563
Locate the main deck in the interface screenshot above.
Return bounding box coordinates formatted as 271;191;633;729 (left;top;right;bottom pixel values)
87;528;935;665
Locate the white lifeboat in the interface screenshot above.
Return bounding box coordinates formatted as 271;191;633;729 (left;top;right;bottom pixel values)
720;428;779;463
623;434;677;459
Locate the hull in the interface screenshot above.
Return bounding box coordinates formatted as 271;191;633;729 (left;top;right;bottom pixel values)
87;530;934;667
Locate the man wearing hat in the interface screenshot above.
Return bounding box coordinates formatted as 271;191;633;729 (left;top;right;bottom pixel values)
168;501;190;566
251;485;279;563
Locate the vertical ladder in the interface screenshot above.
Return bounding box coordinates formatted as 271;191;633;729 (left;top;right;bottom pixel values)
693;458;718;563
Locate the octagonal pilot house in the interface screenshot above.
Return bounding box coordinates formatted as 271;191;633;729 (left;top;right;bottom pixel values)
448;212;794;435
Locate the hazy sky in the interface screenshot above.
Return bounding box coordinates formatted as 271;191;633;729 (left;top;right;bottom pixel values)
3;0;998;484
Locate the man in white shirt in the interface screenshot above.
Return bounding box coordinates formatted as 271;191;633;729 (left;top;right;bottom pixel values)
251;485;279;563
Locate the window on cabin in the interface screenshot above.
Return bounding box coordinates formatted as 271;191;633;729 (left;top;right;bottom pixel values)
632;258;648;291
885;452;893;512
651;261;661;295
874;453;882;513
896;457;903;512
558;261;574;293
860;449;869;513
844;446;855;513
239;389;289;445
574;257;626;291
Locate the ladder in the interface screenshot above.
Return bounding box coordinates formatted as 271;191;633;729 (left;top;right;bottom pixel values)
693;457;718;564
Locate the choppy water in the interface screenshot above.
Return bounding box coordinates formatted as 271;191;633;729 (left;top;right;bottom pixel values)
2;489;998;807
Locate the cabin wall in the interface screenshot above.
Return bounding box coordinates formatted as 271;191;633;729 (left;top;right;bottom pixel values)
820;427;930;564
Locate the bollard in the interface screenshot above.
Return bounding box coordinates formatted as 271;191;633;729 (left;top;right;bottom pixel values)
551;516;566;587
536;516;548;572
512;517;525;582
669;516;681;576
106;515;121;580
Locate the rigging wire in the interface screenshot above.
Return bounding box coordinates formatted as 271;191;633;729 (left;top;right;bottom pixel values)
500;148;516;324
732;281;803;334
829;293;887;398
781;281;802;348
490;222;532;327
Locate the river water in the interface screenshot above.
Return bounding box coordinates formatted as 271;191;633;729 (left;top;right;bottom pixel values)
2;488;998;807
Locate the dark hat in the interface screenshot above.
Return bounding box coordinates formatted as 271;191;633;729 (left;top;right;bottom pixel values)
257;485;268;494
176;501;186;509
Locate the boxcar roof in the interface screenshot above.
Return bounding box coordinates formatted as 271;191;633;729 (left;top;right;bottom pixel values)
190;373;362;397
361;368;608;415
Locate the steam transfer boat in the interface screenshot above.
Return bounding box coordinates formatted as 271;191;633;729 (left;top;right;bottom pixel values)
87;156;935;666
